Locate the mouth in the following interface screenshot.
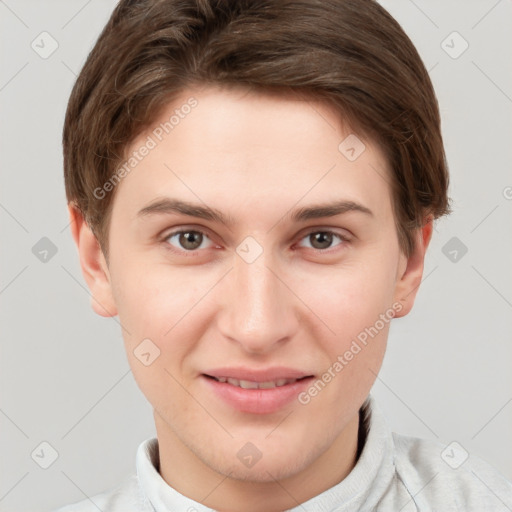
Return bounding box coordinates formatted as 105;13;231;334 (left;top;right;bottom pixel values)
201;371;315;414
203;374;311;389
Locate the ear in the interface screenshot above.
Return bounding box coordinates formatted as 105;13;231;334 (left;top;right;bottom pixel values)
68;203;118;318
392;216;433;318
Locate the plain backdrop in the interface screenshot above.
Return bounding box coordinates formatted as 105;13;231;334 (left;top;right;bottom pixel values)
0;1;511;511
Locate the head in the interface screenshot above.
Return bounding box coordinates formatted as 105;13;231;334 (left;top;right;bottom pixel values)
64;0;450;495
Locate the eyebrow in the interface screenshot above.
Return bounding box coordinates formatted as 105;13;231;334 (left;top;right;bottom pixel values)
136;197;373;226
291;200;373;221
137;198;234;226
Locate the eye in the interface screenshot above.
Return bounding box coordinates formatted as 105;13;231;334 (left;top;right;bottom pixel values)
297;230;349;251
162;227;349;255
165;229;215;251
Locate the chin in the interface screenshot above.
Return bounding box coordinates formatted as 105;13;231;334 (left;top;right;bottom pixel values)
202;441;317;483
221;459;307;483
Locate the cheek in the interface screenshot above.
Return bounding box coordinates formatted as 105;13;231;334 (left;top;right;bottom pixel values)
294;261;397;341
112;260;204;335
296;267;393;416
114;266;206;412
112;263;222;388
290;258;397;403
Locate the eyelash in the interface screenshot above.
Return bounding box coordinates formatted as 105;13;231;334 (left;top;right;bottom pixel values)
161;227;351;257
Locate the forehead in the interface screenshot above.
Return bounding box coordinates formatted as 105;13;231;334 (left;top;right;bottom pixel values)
111;85;394;226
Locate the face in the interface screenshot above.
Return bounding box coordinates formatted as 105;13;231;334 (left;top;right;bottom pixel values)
72;84;429;493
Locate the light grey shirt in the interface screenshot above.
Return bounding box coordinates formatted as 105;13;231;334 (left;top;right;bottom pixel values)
54;395;512;511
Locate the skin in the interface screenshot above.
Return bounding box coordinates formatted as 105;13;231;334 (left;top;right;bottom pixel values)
70;84;432;512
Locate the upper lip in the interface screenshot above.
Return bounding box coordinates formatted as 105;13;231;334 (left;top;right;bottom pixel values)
203;367;313;382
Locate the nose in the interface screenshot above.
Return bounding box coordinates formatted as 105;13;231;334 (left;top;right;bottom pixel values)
216;247;299;354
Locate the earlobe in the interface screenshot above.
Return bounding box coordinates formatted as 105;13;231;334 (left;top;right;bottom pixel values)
68;204;118;318
393;216;433;318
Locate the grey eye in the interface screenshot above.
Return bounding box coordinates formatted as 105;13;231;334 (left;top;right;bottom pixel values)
308;232;334;249
299;231;345;250
167;230;213;251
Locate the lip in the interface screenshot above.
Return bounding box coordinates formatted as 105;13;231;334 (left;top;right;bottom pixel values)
201;367;314;415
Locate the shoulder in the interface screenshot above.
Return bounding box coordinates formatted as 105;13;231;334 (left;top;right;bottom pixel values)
51;473;153;512
391;432;512;510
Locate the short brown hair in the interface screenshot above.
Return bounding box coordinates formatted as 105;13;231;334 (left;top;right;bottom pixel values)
63;0;451;262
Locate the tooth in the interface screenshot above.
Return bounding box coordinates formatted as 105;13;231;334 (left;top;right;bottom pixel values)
221;377;299;389
239;379;259;389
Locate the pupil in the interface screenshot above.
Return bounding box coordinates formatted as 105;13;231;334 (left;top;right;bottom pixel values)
180;231;202;250
311;232;332;249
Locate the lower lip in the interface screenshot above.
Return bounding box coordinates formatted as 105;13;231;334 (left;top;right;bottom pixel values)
201;375;314;414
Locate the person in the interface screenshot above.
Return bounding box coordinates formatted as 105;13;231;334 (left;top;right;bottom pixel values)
55;0;512;510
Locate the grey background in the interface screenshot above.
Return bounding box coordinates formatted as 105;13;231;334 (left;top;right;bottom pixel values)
0;1;511;511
